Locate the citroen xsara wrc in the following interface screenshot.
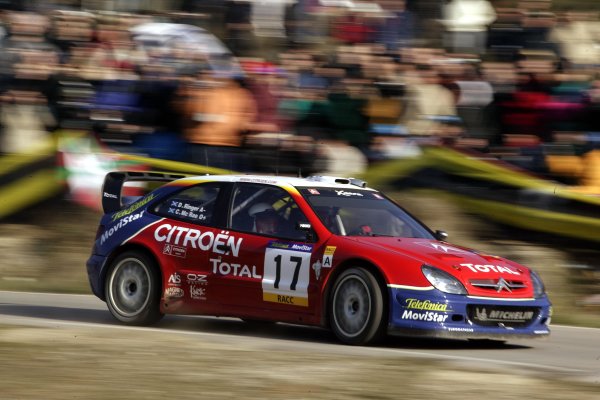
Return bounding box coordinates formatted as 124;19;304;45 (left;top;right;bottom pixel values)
86;172;552;345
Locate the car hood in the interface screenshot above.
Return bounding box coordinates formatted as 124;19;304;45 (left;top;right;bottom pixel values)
346;237;534;298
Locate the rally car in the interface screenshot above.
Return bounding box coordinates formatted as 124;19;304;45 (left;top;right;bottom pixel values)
86;172;552;345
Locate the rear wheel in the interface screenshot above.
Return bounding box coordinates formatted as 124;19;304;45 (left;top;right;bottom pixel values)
105;251;163;325
329;267;386;345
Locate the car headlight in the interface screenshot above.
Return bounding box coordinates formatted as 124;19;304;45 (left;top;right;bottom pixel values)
530;269;546;298
421;265;467;295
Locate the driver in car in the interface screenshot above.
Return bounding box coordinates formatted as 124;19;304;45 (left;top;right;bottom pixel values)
249;203;281;236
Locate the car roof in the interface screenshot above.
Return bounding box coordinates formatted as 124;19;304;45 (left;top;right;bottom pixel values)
169;175;375;191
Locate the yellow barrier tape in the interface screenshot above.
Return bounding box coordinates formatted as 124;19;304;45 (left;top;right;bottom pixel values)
0;170;63;219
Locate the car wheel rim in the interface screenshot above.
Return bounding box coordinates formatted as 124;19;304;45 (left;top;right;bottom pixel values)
333;274;371;338
109;258;151;317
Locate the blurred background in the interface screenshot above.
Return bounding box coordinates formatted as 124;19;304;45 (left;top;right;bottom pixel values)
0;0;598;327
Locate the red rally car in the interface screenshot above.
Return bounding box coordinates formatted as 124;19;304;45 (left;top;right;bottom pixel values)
86;172;552;345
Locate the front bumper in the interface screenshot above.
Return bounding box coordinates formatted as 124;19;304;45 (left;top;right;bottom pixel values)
387;287;552;340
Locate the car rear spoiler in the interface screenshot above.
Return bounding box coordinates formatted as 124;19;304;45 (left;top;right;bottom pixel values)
101;171;188;214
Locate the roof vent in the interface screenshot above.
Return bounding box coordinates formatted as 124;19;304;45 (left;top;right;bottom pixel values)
307;175;367;188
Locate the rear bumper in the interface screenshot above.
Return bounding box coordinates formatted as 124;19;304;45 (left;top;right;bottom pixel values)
86;254;108;301
387;287;551;340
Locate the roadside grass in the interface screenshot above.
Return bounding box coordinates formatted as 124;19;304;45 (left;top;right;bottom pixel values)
0;198;98;294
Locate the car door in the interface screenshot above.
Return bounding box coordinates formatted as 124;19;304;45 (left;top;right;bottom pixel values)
211;182;317;316
152;181;227;311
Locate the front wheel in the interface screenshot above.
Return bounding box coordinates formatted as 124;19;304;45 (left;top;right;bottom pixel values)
329;267;386;345
105;251;163;325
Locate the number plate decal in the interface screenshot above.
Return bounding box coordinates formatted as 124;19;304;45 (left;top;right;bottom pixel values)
262;242;313;307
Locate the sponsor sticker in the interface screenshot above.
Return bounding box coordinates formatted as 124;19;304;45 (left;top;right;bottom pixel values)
186;273;208;284
404;298;451;312
210;258;261;278
474;308;534;322
401;310;449;323
322;246;336;268
190;285;206;300
163;244;187;258
308;188;320;195
266;242;313;252
167;273;181;286
165;287;184;299
112;193;155;221
100;210;145;245
447;327;474;332
312;260;322;280
155;225;243;257
262;241;313;307
263;293;308;306
460;263;521;275
239;177;278;184
335;190;363;197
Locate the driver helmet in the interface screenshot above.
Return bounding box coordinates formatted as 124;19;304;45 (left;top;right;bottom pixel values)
249;203;278;235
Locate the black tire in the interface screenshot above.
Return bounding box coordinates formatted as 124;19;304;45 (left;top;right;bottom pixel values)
105;250;163;325
329;267;386;345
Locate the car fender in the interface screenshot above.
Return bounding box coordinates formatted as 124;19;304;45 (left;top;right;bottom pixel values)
323;236;430;288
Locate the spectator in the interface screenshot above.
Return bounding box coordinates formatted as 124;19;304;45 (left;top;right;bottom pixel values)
454;65;496;143
85;23;145;80
375;0;415;55
441;0;496;54
179;72;258;171
402;64;458;137
0;90;55;154
326;77;373;153
548;11;600;70
224;0;255;56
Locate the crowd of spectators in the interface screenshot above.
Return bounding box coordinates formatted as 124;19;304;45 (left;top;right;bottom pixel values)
0;0;599;188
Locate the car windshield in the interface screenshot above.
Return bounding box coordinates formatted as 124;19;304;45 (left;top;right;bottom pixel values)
299;188;434;238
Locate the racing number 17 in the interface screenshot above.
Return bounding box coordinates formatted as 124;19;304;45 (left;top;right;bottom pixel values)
273;255;302;290
262;246;312;306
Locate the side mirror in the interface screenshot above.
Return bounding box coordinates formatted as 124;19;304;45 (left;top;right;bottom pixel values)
434;230;448;241
297;222;317;242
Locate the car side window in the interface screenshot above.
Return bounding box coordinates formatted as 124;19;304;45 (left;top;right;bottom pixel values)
230;183;309;241
154;183;221;225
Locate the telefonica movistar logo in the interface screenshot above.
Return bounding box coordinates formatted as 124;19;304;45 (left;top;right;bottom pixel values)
404;298;451;312
112;193;155;221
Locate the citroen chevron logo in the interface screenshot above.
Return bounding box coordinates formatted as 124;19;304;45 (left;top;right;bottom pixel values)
495;278;512;293
430;243;463;253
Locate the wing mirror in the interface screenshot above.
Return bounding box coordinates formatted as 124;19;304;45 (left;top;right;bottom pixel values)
434;230;448;241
